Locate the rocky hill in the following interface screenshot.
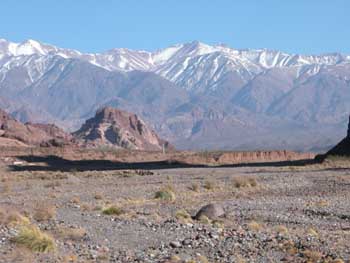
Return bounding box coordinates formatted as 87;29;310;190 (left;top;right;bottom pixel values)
0;109;73;147
73;107;172;151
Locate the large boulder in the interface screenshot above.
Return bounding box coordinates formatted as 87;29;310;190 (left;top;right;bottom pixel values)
194;203;225;220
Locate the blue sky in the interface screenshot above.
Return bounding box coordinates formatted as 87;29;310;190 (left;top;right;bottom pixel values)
1;0;349;54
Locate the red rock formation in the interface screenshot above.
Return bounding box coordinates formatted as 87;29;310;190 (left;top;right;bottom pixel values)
73;107;172;151
0;109;73;147
179;150;314;165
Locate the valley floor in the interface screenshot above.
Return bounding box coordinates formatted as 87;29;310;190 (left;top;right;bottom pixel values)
0;150;349;262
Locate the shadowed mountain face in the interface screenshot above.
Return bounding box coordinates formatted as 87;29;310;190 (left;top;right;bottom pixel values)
0;39;350;152
73;107;171;151
325;116;350;156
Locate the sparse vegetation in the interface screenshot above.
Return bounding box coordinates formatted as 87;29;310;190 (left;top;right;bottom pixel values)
154;187;176;201
189;182;200;192
233;176;258;188
33;205;56;221
94;193;103;200
56;226;86;241
247;220;263;231
307;228;319;238
102;206;125;216
1;210;30;226
203;180;215;190
12;225;55;252
70;197;81;204
175;209;193;224
275;225;289;235
198;215;211;225
302;249;322;262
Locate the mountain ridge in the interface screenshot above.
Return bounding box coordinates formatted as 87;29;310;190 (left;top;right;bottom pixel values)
0;38;349;152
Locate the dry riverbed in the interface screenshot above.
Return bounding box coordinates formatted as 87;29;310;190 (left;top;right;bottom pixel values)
0;155;349;263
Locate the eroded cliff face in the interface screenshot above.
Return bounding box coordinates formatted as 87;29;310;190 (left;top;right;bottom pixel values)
177;150;314;165
0;109;73;146
73;107;172;151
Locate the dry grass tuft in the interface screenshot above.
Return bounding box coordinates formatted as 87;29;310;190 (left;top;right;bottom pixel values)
302;249;322;262
154;187;176;201
198;215;211;225
102;206;125;216
175;209;193;224
197;255;209;263
233;176;258;188
56;226;86;241
275;225;289;235
0;209;30;226
94;193;103;200
70;197;81;204
43;181;61;189
188;183;200;192
307;228;319;238
12;225;55;253
212;219;225;229
33;205;56;221
63;254;78;263
247;220;263;232
203;180;216;190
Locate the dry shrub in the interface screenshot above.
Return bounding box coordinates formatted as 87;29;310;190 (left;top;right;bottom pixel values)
12;225;55;253
247;220;263;232
189;183;200;192
275;225;289;235
154;187;176;201
198;215;211;225
33;205;56;221
307;228;319;238
44;181;61;188
303;249;322;262
0;208;30;226
233;176;258;188
94;193;103;200
63;254;78;263
175;209;193;224
197;255;209;263
56;226;86;241
70;197;80;204
102;206;125;216
212;219;224;229
203;180;215;190
279;240;297;255
1;181;12;193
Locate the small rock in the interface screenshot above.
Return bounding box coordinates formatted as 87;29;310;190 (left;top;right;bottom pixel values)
169;241;182;248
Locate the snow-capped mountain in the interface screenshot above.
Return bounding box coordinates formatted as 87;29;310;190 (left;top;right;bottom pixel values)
0;38;349;152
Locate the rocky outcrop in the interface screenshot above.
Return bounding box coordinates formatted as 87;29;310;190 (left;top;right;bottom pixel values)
324;116;350;157
73;107;172;151
0;109;73;147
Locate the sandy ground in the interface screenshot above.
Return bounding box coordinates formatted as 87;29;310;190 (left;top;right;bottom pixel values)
0;152;349;263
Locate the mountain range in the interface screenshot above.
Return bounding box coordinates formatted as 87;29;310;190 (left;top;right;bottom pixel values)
1;38;350;152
